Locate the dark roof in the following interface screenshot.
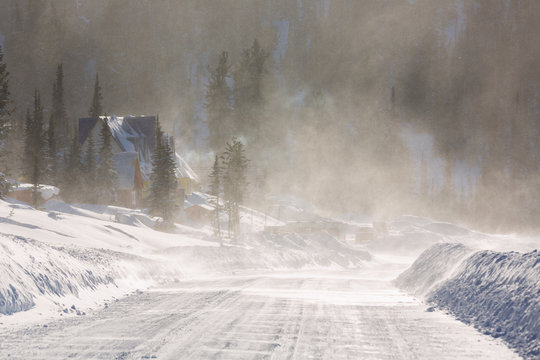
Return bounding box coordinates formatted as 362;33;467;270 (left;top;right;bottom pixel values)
119;116;156;158
78;118;99;145
124;116;156;142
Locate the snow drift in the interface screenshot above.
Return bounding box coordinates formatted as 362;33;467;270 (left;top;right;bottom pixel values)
397;243;540;359
0;233;116;315
0;197;369;320
165;231;370;275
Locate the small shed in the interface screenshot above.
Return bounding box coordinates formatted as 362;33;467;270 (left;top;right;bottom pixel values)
185;203;214;225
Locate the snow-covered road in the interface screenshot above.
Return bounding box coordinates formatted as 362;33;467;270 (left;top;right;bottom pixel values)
0;271;519;360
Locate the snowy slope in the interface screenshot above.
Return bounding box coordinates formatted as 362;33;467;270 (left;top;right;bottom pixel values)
0;197;369;322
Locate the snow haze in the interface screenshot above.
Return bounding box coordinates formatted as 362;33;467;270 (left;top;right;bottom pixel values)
0;1;539;359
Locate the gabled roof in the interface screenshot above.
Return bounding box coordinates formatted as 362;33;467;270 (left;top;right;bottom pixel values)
78;115;156;155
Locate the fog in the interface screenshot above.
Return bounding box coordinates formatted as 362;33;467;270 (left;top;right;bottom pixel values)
1;0;540;231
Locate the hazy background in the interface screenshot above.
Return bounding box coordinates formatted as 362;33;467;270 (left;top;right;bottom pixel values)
1;0;540;231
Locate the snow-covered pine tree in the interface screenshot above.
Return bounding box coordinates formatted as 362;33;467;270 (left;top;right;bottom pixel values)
221;137;248;237
88;73;103;118
97;119;116;204
149;119;177;224
208;154;222;238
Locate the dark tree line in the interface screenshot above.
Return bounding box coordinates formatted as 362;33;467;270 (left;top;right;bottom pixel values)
0;43;176;223
12;57;115;206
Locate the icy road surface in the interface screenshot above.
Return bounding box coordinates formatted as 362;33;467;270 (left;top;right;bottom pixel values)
0;271;519;359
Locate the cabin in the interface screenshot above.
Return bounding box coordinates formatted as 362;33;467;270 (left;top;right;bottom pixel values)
78;115;198;208
185;203;214;225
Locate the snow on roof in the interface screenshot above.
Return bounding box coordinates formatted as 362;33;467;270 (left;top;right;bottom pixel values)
184;192;210;209
186;203;214;212
175;152;199;182
9;184;59;200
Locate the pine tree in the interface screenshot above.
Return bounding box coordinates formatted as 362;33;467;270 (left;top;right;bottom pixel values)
62;132;84;203
221;137;248;237
149;119;177;223
88;73;103;118
0;45;11;160
51;64;68;149
208;154;222;238
23;109;32;176
233;39;269;140
0;45;13;182
205;51;232;152
97;119;116;204
84;130;97;202
25;89;46;206
46;112;57;184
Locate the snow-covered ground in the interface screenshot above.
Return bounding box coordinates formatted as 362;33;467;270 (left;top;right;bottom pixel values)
0;270;519;359
0;196;368;324
1;197;538;358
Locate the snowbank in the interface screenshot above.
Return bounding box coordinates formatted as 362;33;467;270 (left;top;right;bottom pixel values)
395;243;474;297
0;233;116;315
396;243;540;359
165;231;370;276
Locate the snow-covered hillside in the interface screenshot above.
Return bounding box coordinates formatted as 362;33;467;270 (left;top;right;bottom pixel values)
0;197;369;322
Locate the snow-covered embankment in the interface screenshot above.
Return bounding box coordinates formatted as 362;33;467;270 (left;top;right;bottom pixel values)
396;243;540;359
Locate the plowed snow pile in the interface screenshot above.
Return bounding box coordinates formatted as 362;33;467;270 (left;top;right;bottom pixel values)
397;243;540;359
0;198;369;321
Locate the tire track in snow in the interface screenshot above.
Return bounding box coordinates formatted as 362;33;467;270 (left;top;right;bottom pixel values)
0;274;520;359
